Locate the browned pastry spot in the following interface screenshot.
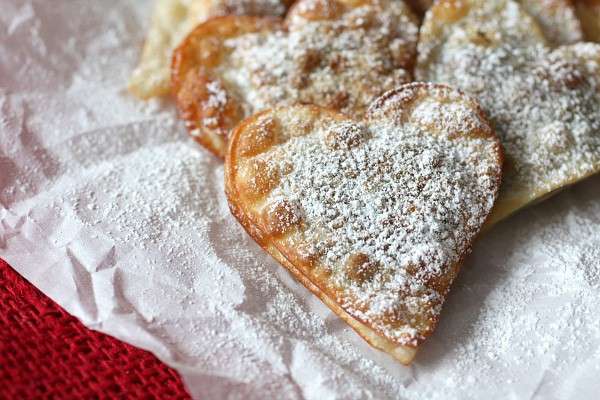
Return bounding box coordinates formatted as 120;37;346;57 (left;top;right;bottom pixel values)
345;253;380;284
237;157;281;201
238;115;281;157
262;199;303;236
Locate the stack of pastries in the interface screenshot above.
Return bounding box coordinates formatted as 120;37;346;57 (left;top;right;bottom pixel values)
130;0;600;364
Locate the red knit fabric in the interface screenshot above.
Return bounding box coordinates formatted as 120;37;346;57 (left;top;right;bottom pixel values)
0;259;191;399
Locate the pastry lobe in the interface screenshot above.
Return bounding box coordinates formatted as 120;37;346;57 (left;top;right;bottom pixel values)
418;0;546;72
225;83;503;363
128;0;292;99
172;0;419;157
171;17;283;156
417;0;600;225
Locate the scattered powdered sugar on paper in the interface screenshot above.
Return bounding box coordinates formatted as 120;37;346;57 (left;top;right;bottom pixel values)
1;1;600;399
6;137;413;399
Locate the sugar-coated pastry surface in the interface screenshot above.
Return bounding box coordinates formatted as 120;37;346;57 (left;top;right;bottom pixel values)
417;0;600;225
225;83;503;363
405;0;583;45
172;0;419;157
519;0;583;46
128;0;292;99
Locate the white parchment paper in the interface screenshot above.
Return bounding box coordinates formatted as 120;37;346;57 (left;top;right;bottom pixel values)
1;1;599;399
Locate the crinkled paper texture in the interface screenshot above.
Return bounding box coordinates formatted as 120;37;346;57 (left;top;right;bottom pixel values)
1;1;599;399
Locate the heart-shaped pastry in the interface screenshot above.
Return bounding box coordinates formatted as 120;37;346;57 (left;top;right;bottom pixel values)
575;0;600;42
225;83;503;363
128;0;293;99
417;0;600;225
171;0;419;157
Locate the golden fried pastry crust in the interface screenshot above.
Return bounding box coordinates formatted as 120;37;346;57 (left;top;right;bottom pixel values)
417;0;600;226
171;16;283;157
128;0;293;99
225;83;503;363
575;0;600;42
172;0;419;158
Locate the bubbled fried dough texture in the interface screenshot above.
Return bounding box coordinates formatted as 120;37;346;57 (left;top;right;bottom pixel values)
172;0;419;158
225;84;503;362
128;0;292;99
417;0;600;226
171;17;284;157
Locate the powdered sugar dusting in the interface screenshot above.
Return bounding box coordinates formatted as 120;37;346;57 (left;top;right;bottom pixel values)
3;1;600;398
210;0;290;16
219;0;418;116
418;0;600;217
519;0;583;46
128;0;291;99
250;88;501;345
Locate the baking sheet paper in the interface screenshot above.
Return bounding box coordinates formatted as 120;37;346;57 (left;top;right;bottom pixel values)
1;1;599;399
